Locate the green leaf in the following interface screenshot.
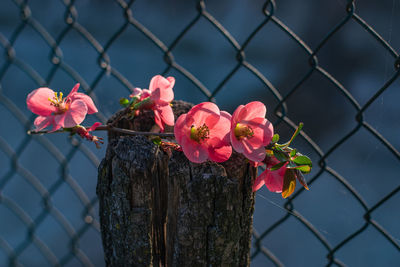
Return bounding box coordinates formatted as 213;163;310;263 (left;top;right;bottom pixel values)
151;137;162;146
294;165;311;173
119;98;130;107
294;169;309;190
290;149;297;157
271;134;279;143
282;169;296;199
293;155;312;167
270;161;286;171
273;149;288;162
283;122;304;148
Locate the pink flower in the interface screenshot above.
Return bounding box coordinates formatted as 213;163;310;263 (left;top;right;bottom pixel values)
252;157;286;192
230;101;274;162
174;102;232;163
149;75;174;105
130;75;175;132
129;88;151;100
26;83;98;131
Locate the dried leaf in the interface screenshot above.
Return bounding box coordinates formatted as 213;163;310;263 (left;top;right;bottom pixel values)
282;169;297;198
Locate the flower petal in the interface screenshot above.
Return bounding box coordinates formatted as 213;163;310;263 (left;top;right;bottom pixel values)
62;100;88;128
207;137;232;162
154;110;164;132
230;131;245;153
241;101;266;121
69;83;80;96
141;89;151;100
155;104;174;126
54;114;66;129
50;121;62;132
242;143;266;162
181;136;208;163
186;102;220;129
69;93;98;114
149;75;175;104
231;104;244;125
26;88;57;116
87;122;102;131
241;117;274;149
129;87;142;98
253;169;267;192
207;111;232;162
33;116;53;130
174;113;189;144
208;111;231;142
265;167;285;193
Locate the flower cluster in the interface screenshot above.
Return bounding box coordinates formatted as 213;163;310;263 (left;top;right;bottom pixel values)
26;75;312;198
174;101;273;164
173;101;310;198
120;75;175;132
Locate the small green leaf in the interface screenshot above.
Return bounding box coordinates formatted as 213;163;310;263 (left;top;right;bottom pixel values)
273;149;288;162
270;161;286;171
271;134;279;143
294;165;311;173
293;155;312;167
152;137;162;146
119;98;130;107
282;169;296;199
283;122;304;148
290;149;297;157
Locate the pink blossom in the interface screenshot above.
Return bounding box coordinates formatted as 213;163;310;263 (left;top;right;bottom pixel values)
129;75;175;132
26;83;98;131
230;101;274;162
129;88;150;100
252;157;286;192
149;75;174;105
174;102;232;163
153;104;174;132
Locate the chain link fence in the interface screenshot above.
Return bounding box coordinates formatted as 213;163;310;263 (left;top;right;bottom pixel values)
0;0;399;266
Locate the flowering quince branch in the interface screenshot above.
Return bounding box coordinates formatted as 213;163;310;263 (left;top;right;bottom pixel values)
28;125;175;137
26;75;312;199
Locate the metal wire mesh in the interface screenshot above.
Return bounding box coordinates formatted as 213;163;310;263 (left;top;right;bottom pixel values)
0;0;399;266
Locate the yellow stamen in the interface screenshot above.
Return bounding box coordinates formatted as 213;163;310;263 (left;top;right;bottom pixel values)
190;123;210;143
48;91;69;113
234;123;254;140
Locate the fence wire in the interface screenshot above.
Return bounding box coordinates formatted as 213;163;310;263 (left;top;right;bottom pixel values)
0;0;399;266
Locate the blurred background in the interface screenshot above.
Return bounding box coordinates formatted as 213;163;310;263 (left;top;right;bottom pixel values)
0;0;399;266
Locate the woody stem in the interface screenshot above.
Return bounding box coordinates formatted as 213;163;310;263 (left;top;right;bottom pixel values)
27;125;175;137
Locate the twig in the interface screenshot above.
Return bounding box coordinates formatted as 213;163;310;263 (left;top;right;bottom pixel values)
27;125;175;137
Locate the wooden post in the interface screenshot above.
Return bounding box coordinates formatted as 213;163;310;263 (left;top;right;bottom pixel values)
97;101;256;266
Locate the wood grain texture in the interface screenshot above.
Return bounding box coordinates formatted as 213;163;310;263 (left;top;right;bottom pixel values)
97;100;256;266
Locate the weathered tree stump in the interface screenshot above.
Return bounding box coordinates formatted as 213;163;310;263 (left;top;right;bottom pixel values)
97;100;256;266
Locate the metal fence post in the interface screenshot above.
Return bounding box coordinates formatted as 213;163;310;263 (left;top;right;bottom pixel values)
96;101;256;266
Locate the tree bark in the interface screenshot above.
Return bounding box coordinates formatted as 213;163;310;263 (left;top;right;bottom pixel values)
97;100;256;266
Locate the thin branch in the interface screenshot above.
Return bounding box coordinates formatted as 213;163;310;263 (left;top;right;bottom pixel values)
27;125;175;137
